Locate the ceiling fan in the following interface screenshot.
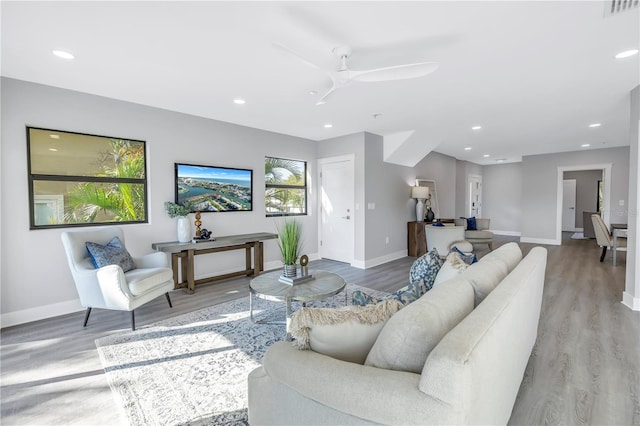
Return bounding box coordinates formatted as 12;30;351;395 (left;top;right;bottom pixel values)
275;44;439;105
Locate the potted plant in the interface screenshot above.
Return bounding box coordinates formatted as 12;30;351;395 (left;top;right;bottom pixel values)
165;202;191;243
277;219;302;278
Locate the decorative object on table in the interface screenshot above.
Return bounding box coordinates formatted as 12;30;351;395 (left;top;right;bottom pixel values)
411;186;429;222
194;211;202;237
300;254;309;276
277;219;302;278
191;229;213;243
415;178;439;219
426;207;436;222
164;201;191;243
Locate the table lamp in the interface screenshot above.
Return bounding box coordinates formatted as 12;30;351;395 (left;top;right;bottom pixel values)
411;186;429;222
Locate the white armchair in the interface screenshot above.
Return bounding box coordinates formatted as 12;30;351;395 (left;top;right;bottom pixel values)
591;214;626;263
425;225;467;257
61;227;174;330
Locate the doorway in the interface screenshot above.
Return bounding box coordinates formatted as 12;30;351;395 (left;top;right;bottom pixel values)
562;179;577;231
468;175;482;217
556;164;611;244
318;155;355;264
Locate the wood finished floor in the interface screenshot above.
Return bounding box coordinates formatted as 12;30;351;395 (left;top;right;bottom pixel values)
1;235;639;425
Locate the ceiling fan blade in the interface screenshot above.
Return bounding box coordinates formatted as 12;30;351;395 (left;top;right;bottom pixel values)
350;62;439;83
316;84;337;105
272;42;324;71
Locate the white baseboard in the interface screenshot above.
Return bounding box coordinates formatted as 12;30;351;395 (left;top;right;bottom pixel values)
1;298;84;328
351;250;407;270
492;230;522;237
519;237;560;245
622;292;640;311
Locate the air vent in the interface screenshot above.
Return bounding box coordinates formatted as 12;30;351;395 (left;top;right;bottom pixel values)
604;0;639;17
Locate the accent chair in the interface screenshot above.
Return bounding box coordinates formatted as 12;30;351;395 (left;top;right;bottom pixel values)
61;227;174;330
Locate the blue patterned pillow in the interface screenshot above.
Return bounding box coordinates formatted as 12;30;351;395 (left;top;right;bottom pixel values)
409;249;442;286
449;246;478;264
86;236;135;272
352;280;430;307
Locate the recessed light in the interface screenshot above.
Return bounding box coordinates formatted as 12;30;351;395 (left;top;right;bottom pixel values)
324;124;333;128
48;148;58;152
52;50;74;60
589;123;601;128
471;126;482;130
496;158;506;163
581;143;591;148
233;99;246;105
483;154;490;158
464;147;472;151
49;134;60;139
316;100;326;106
308;91;317;95
615;49;639;59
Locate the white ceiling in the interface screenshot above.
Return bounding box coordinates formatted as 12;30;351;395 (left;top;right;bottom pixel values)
2;1;639;166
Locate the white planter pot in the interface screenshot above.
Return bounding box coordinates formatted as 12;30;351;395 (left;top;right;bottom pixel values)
177;217;191;243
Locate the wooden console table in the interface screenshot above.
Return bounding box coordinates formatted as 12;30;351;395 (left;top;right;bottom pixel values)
152;232;278;294
408;221;427;257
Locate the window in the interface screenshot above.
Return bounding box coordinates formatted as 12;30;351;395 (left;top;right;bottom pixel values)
265;156;307;216
27;127;148;229
597;180;603;212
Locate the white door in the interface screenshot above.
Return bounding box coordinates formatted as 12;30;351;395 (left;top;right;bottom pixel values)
468;175;482;217
319;156;354;263
562;179;577;231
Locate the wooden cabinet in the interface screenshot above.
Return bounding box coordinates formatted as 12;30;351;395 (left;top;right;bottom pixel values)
407;221;427;257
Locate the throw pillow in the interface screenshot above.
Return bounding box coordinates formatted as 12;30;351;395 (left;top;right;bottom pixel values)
365;278;475;374
433;251;472;287
431;221;445;227
289;299;403;364
351;280;430;307
450;246;478;264
86;236;136;272
409;248;442;285
466;216;478;231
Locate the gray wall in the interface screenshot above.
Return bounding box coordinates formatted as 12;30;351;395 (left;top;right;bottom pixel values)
521;147;630;243
563;170;603;228
1;77;318;324
483;162;523;234
414;151;457;218
363;133;414;261
455;160;466;217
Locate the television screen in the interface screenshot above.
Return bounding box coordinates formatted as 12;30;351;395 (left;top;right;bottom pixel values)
175;163;252;213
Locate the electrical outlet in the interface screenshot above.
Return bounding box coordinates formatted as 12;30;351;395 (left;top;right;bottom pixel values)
385;237;389;244
367;202;375;210
619;200;625;206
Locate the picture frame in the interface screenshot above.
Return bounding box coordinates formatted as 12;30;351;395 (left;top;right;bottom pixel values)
415;179;439;219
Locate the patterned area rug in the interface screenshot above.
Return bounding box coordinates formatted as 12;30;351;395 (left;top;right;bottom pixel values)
95;283;387;426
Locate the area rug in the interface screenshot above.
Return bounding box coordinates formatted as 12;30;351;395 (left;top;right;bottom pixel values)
95;283;388;426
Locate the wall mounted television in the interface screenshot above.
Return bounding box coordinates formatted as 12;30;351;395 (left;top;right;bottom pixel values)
175;163;253;213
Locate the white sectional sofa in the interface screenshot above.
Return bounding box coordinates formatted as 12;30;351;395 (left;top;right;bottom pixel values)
248;243;547;425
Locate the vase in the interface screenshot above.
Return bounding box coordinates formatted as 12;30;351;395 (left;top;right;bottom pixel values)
415;199;425;222
283;263;297;278
177;216;191;243
425;207;435;222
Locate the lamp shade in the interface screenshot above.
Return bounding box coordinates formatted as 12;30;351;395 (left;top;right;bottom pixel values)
411;186;429;199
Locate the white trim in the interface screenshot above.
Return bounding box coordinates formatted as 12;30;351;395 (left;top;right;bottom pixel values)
520;237;560;245
351;250;407;270
492;230;522;237
622;291;640;311
1;299;83;328
556;164;611;245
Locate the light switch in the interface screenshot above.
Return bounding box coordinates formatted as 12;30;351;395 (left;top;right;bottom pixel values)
367;202;375;210
619;200;625;206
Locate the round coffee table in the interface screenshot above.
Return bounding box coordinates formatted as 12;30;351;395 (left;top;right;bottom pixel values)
249;270;347;340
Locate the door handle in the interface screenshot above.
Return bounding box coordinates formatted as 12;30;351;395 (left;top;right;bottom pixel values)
341;215;350;219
